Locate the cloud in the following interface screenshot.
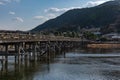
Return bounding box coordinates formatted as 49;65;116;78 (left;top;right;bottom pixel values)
43;7;81;21
0;0;21;5
85;0;111;7
0;2;5;5
45;0;112;13
45;8;67;13
34;7;81;23
2;0;20;3
34;13;57;20
2;0;11;3
12;17;24;22
33;16;46;20
9;11;15;15
14;0;21;2
33;16;49;23
45;7;81;13
47;14;56;19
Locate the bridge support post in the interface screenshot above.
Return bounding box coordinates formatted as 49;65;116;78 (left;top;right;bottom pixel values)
1;44;9;74
5;44;8;61
52;44;56;58
32;43;37;61
28;43;32;61
47;42;50;61
36;42;39;61
24;43;28;61
15;44;21;65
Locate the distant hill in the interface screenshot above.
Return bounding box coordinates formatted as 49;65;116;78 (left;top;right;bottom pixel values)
31;0;120;33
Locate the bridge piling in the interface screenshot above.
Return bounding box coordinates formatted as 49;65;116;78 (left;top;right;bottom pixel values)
5;44;8;62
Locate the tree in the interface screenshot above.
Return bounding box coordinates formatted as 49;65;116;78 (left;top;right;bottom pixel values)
83;32;97;40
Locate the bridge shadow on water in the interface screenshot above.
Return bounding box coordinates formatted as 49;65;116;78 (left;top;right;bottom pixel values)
0;46;72;80
0;47;120;80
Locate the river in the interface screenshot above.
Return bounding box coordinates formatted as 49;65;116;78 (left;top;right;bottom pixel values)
0;48;120;80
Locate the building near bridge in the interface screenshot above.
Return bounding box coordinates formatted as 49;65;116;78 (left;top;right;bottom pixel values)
102;33;120;41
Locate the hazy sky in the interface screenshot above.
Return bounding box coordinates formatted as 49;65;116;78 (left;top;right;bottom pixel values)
0;0;111;31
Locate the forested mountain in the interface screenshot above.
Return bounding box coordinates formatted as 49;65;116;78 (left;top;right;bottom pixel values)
31;0;120;33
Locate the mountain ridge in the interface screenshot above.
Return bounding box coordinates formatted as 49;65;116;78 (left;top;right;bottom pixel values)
31;0;120;33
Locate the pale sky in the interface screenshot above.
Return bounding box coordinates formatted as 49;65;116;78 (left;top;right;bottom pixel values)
0;0;111;31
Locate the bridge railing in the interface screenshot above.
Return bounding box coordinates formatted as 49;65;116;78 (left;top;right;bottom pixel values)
0;34;81;43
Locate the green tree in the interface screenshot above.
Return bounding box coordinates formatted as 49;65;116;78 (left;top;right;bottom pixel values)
83;32;97;40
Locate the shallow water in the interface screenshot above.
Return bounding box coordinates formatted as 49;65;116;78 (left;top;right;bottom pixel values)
0;49;120;80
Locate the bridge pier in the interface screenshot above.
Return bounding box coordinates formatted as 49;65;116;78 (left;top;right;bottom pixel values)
24;43;28;61
5;44;8;62
15;44;20;64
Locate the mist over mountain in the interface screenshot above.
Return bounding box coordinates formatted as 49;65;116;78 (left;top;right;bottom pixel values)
31;0;120;33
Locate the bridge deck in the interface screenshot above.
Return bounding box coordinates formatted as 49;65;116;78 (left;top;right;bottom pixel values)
0;37;82;44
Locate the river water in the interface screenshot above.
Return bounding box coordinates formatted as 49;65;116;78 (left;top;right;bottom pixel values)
0;48;120;80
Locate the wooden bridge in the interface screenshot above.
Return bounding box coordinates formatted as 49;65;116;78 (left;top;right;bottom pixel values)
0;36;82;55
0;34;84;68
0;38;81;57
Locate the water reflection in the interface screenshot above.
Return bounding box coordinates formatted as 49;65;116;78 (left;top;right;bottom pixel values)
0;48;120;80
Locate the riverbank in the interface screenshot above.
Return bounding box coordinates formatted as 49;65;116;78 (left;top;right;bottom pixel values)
87;43;120;49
